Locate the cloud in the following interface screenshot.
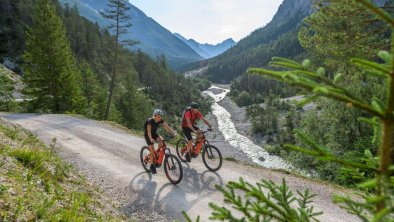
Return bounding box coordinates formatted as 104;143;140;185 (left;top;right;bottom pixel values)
129;0;283;44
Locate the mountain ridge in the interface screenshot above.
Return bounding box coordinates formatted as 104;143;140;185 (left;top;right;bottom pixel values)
174;33;235;59
59;0;204;70
195;0;312;82
194;0;391;83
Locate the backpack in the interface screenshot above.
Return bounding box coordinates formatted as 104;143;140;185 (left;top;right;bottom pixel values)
181;107;192;122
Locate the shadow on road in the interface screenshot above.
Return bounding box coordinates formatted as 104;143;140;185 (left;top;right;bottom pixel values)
124;166;224;221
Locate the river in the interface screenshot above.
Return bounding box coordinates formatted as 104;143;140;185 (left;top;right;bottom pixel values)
203;86;291;170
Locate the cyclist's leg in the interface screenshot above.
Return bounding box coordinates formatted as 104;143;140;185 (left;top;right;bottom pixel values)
145;135;156;165
149;144;155;164
191;126;202;156
182;127;193;162
182;127;193;152
157;135;164;150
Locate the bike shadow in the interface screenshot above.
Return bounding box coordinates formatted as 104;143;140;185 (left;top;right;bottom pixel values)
121;171;157;217
123;167;224;221
153;165;224;220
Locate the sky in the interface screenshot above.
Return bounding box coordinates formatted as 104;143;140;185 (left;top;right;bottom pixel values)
129;0;283;45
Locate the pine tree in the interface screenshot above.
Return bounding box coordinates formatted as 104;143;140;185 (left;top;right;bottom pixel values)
294;0;391;183
118;69;152;129
248;0;394;217
299;0;388;73
23;0;83;113
79;60;106;119
100;0;132;120
0;74;16;112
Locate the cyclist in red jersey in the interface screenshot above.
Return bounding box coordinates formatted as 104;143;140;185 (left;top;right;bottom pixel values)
181;102;212;162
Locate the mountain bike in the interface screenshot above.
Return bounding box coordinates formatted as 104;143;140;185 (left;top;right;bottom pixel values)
176;129;222;172
140;137;183;184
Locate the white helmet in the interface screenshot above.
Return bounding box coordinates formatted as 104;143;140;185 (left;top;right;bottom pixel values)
153;109;164;116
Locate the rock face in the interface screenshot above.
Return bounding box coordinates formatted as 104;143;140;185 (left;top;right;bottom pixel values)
270;0;313;26
0;64;24;100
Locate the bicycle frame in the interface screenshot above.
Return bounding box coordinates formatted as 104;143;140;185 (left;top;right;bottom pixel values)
141;137;183;184
146;140;172;167
194;134;206;154
182;130;210;155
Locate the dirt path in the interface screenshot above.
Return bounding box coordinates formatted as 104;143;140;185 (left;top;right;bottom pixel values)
0;113;359;222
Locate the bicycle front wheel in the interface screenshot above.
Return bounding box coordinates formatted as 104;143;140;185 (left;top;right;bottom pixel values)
164;154;183;184
140;146;151;172
202;145;222;172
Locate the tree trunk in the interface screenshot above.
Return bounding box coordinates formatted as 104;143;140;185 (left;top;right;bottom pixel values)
104;3;120;120
377;28;394;211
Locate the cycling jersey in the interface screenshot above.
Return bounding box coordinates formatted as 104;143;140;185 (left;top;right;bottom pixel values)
181;110;202;128
144;118;164;137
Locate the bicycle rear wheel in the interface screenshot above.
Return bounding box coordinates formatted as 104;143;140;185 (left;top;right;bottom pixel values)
164;154;183;184
140;146;151;172
176;139;188;162
202;145;222;172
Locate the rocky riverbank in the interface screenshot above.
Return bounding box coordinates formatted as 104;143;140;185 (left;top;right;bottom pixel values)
203;86;289;170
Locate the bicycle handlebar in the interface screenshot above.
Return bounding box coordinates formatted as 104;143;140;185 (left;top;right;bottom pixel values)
155;128;212;143
155;135;176;143
199;128;213;134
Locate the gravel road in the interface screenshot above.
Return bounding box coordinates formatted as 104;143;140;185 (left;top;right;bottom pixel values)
0;113;359;222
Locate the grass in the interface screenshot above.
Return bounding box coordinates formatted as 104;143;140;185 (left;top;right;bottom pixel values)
101;120;144;136
0;184;8;195
224;157;236;162
0;119;129;221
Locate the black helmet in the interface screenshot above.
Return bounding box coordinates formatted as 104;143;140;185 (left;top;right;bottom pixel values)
190;102;199;109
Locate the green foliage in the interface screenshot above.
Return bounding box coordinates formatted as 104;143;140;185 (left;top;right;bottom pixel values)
22;0;84;113
247;0;394;218
0;74;18;112
246;95;292;137
230;73;299;105
0;122;126;221
183;1;394;222
133;50;211;128
183;178;322;222
0;184;8;195
191;77;211;91
0;0;33;68
294;100;377;184
0;0;210;133
99;0;133;120
117;67;153;129
282;0;391;184
205;14;307;83
299;0;389;73
78;60;107;119
237;91;251;107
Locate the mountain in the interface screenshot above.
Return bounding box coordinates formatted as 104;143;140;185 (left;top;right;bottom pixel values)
174;33;236;59
191;0;312;83
193;0;392;83
59;0;203;70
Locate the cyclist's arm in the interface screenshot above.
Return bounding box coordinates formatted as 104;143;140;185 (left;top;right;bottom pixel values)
163;122;175;135
147;124;154;142
200;116;212;128
186;118;198;134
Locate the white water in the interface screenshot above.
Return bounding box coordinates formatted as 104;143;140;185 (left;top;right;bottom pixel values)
203;86;291;170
